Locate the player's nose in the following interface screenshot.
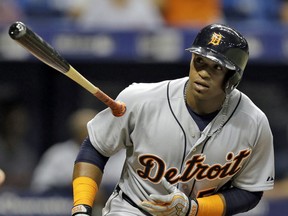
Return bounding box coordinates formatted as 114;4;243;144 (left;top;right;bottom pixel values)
197;68;210;79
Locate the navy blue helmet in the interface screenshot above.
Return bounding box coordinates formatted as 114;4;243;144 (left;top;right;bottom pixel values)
186;24;249;93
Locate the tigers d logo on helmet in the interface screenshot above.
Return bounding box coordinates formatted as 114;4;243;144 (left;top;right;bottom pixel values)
208;32;223;46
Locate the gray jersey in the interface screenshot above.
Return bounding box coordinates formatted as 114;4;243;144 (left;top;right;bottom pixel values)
87;77;274;213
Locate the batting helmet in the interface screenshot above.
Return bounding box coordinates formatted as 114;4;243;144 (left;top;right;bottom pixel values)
186;23;249;94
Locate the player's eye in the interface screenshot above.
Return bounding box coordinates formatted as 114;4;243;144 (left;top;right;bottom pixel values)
194;56;205;65
213;64;223;71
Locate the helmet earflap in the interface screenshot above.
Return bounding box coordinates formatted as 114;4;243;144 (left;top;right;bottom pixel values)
225;71;242;94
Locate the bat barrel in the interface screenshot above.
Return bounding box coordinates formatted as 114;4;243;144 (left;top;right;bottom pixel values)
8;21;126;117
8;21;70;73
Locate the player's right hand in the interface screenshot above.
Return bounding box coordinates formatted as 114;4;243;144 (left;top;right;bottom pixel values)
71;204;92;216
140;178;198;216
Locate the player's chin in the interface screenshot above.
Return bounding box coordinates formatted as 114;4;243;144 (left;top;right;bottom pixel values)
193;89;222;101
192;87;210;97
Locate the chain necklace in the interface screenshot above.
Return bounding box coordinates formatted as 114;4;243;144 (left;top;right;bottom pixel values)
183;80;189;104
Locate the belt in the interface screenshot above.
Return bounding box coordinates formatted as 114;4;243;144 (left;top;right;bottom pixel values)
115;185;152;216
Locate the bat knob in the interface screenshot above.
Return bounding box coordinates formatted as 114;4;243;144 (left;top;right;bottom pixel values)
111;101;126;117
9;21;27;40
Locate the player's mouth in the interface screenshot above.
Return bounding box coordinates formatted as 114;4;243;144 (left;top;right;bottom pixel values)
194;81;209;91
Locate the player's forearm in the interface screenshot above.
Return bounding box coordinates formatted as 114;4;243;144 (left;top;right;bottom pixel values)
73;161;103;184
195;188;263;216
72;162;103;215
220;187;263;215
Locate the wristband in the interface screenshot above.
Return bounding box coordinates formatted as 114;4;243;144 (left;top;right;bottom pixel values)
72;204;92;216
73;176;98;206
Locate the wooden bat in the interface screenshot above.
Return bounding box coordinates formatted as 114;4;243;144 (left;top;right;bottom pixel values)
8;21;126;117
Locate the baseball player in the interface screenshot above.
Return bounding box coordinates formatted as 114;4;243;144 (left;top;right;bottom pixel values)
71;24;275;216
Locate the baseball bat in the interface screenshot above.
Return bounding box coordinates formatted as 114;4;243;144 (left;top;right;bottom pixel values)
8;21;126;117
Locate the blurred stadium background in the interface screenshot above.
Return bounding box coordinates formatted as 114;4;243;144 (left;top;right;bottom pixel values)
0;0;288;215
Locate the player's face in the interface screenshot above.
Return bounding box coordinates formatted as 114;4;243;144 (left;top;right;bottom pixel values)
188;54;228;100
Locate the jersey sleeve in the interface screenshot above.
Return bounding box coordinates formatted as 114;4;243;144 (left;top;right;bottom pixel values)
232;113;275;191
87;83;140;157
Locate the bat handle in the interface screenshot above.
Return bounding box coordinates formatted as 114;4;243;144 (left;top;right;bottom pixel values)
94;90;126;117
64;66;126;117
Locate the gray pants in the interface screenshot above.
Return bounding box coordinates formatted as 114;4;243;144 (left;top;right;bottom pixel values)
102;188;148;216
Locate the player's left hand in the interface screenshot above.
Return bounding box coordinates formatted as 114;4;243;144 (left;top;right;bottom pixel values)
139;178;198;216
